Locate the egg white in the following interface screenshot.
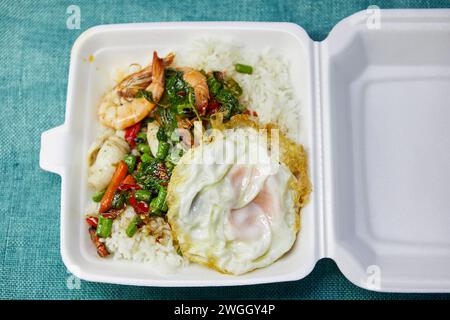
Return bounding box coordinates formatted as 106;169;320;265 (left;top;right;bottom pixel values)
167;127;300;275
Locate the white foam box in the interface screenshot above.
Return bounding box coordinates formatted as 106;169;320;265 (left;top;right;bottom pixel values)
40;9;450;292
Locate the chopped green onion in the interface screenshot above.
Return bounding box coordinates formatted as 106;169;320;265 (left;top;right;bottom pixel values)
92;190;105;202
96;216;113;238
156;141;170;160
126;215;141;237
123;154;137;173
235;63;253;74
135;190;152;203
137;143;151;155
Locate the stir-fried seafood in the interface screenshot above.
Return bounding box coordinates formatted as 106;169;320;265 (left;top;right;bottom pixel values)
85;51;311;272
86;53;253;257
178;67;210;115
117;53;174;98
87;131;130;191
98;52;168;130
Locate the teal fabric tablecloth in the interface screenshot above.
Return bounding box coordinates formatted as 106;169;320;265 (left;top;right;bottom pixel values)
1;0;450;300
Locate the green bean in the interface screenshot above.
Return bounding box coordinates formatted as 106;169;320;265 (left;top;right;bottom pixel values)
150;197;158;210
235;63;253;74
135;190;152;203
135;132;147;144
111;192;126;209
165;160;174;172
151;186;167;212
92;190;105;202
126;215;141;237
123;154;137;173
137;143;151;155
150;198;162;216
161;201;168;213
140;153;153;164
156;141;170;160
96;216;113;238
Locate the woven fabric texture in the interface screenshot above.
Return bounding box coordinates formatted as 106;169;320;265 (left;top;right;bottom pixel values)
1;0;450;300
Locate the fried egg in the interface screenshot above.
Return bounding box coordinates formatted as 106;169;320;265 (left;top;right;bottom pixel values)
167;121;310;275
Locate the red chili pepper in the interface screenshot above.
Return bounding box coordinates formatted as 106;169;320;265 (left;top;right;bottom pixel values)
101;213;115;219
128;195;149;214
135;156;142;166
243;109;258;117
117;183;142;191
85;216;98;228
135;201;149;215
215;71;224;81
207;100;220;115
176;90;186;97
88;227;109;257
101;209;122;220
124;122;141;149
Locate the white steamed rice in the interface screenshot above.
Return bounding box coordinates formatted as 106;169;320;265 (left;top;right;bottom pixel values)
105;207;186;273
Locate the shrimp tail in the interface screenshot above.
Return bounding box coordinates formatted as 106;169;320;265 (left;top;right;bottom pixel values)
116;52;174;99
162;52;175;67
147;51;165;103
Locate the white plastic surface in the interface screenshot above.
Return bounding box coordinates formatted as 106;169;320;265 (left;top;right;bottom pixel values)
40;125;70;175
321;9;450;292
40;22;320;286
40;10;450;291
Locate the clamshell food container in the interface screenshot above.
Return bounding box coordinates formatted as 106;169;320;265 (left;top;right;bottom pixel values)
40;9;450;292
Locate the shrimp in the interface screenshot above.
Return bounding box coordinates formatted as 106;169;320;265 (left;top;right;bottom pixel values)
178;67;210;115
98;51;169;130
117;53;174;98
